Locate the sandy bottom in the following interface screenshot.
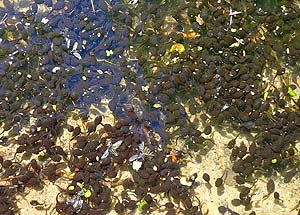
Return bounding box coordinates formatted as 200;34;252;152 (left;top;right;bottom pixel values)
1;102;300;215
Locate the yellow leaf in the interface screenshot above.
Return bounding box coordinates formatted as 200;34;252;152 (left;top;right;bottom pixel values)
182;32;197;38
263;91;269;101
138;199;148;212
288;86;296;97
67;171;76;177
169;43;185;54
84;189;92;198
68;185;75;191
153;103;161;108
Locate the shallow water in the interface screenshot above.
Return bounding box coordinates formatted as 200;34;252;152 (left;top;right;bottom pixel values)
1;0;300;215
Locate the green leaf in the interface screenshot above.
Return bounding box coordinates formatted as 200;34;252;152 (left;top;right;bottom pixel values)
263;91;269;101
288;87;296;97
66;171;76;177
78;182;84;189
68;185;75;191
138;199;148;212
84;189;92;198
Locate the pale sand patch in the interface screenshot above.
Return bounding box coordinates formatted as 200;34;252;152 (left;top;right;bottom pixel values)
5;131;300;215
1;100;300;215
179;130;300;215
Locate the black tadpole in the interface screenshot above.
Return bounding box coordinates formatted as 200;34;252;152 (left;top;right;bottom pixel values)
215;178;223;187
215;171;227;188
273;191;280;200
87;123;96;135
263;178;276;199
202;173;210;183
227;134;239;149
94;115;103;126
70;126;81;140
267;179;275;194
66;125;74;132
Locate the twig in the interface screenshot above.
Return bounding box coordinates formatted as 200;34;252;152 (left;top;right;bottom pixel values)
0;13;8;25
90;0;95;14
228;7;242;28
0;175;24;182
